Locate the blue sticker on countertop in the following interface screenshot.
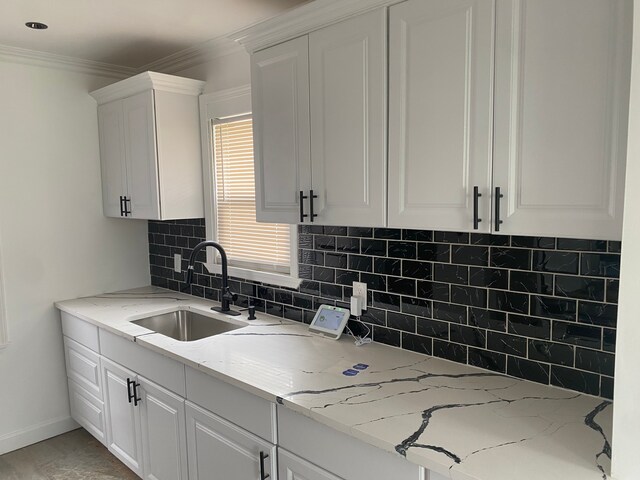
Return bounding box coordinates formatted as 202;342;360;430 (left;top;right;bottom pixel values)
342;369;359;376
353;363;369;370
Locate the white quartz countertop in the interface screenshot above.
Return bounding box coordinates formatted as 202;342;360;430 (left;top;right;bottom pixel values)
55;286;613;480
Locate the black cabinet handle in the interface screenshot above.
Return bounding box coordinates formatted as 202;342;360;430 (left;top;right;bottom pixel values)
119;196;125;217
259;451;270;480
299;191;308;223
127;378;134;403
309;190;318;223
495;187;504;232
473;186;482;230
123;197;131;217
132;381;141;406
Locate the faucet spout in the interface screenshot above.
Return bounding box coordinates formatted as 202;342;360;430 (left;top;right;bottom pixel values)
184;240;240;316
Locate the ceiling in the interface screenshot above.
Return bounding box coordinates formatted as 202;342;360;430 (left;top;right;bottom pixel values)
0;0;310;68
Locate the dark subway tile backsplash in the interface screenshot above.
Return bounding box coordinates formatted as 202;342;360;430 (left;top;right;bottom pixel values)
149;221;619;399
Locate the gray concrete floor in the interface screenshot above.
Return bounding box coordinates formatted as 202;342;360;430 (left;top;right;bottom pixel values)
0;428;139;479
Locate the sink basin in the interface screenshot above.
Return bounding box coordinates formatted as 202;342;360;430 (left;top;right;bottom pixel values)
132;309;245;341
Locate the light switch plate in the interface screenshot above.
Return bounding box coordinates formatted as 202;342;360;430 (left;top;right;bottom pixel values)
353;281;367;309
174;254;182;273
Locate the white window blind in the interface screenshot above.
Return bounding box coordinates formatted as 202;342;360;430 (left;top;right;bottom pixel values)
212;116;291;274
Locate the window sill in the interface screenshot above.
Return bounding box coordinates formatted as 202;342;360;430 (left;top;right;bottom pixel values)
204;263;302;290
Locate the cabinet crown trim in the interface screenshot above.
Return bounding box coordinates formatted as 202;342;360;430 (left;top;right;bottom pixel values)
229;0;401;53
90;71;206;104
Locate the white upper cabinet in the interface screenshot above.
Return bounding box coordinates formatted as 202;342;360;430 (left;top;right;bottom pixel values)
492;0;632;240
388;0;495;232
92;72;205;220
251;9;387;227
252;36;311;224
309;8;387;227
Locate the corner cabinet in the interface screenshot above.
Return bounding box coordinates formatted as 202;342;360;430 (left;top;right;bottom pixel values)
251;9;387;227
91;72;206;220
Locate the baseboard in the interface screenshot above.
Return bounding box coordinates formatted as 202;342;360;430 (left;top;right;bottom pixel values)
0;415;80;455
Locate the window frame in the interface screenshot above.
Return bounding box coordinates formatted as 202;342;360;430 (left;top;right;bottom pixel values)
199;86;301;289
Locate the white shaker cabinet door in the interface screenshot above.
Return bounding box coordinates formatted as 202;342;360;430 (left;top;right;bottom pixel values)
252;36;311;224
185;401;276;480
123;90;161;220
139;376;188;480
388;0;495;232
492;0;631;240
97;99;127;218
309;8;387;227
102;357;144;476
278;449;344;480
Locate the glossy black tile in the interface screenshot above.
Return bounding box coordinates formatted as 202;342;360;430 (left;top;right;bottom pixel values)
469;267;509;290
603;329;616;353
468;348;506;373
293;293;313;309
606;279;619;303
313;266;335;283
372;292;401;312
374;228;402;240
402;260;432;280
451;245;489;266
403;230;433;241
299;280;320;296
417;318;450;339
531;295;576;321
511;236;556;249
388;277;416;296
324;253;347;269
451;285;488;308
491;248;531;270
299;249;324;266
578;302;617;328
433;302;467;323
434;231;470;244
433;340;467;363
433;264;468;285
275;290;293;305
348;255;373;272
266;302;284;317
361;239;387;256
320;283;343;300
402;333;433;355
532;250;579;274
324;226;348;236
486;331;527;357
601;376;614;400
401;297;432;318
581;253;620;278
507;357;550;385
552;321;602;349
388;241;417;259
359;273;386;291
550;366;599;396
387;312;417;333
608;241;622;253
450;325;486;348
509;271;553;295
417;281;450;302
576;348;615;376
508;315;551;340
335;269;360;286
557;238;607;252
470;233;510;246
373;326;401;347
314;235;336;251
348;227;373;237
528;340;574;366
361;308;386;326
417;243;451;262
374;258;401;276
336;237;360;253
488;290;529;314
554;275;605;301
469;308;506;332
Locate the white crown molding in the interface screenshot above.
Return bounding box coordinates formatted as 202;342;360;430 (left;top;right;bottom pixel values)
229;0;401;53
201;84;251;104
0;44;136;79
90;71;206;104
139;35;245;74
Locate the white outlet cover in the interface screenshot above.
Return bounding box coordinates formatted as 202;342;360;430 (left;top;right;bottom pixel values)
353;281;367;309
174;253;182;273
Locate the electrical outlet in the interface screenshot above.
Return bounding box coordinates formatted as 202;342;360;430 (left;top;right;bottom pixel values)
174;253;182;273
352;281;368;310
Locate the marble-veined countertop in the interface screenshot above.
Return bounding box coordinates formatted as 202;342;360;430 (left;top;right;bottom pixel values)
55;286;612;480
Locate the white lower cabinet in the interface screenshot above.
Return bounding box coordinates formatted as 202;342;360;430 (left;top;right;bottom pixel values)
185;401;276;480
278;449;343;480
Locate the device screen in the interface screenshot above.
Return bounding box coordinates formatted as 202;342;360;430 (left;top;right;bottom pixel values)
315;308;345;331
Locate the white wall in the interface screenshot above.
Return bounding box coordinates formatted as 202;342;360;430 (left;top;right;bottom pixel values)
612;1;640;478
170;48;251;93
0;61;150;454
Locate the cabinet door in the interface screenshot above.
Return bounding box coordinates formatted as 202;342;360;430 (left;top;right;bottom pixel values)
123;90;161;219
185;401;276;480
139;376;188;480
97;100;127;218
102;357;144;476
252;36;311;224
388;0;495;231
309;9;387;227
493;0;631;240
278;449;344;480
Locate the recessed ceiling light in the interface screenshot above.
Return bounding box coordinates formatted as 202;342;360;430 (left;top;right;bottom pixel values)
25;22;48;30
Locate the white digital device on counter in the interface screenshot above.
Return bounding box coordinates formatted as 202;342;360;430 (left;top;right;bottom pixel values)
308;304;351;340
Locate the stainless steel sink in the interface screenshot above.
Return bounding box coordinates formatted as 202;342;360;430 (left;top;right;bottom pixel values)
132;309;245;341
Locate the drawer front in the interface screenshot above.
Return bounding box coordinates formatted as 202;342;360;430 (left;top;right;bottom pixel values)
278;406;424;480
64;337;102;398
60;311;100;352
68;379;105;445
185;367;276;443
99;329;186;396
278;448;344;480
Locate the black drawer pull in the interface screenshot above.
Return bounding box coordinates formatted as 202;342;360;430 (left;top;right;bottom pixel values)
259;451;270;480
299;191;308;223
309;190;318;222
126;378;134;403
495;187;504;232
473;186;482;230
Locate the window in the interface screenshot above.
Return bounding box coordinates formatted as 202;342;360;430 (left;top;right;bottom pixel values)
200;86;300;288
